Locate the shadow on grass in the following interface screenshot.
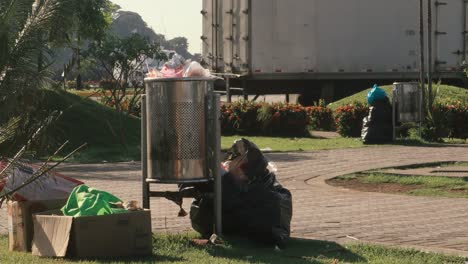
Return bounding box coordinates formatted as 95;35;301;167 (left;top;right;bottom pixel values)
67;255;184;263
202;237;366;264
55;237;365;264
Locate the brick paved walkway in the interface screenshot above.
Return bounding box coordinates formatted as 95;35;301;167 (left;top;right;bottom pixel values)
1;145;467;256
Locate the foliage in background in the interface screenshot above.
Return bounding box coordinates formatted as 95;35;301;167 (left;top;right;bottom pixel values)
266;103;309;136
87;33;164;116
422;102;468;141
221;101;261;135
0;0;76;156
84;33;163;150
306;106;335;131
59;0;113;90
334;102;369;137
222;101;309;136
0;0;103;200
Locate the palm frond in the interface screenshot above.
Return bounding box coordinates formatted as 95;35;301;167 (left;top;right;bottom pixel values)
0;0;74;150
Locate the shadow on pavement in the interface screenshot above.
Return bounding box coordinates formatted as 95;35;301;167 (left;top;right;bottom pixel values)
265;153;314;163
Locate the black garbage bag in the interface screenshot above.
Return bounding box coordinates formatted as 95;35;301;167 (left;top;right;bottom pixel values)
189;139;293;248
190;196;214;236
361;98;393;144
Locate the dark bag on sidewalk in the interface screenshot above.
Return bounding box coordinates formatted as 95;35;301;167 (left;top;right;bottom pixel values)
190;139;293;248
362;98;393;144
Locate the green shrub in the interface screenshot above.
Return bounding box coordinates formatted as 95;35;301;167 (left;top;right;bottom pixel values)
441;102;467;139
265;103;309;136
422;102;467;141
220;101;261;135
221;101;309;136
306;106;335;131
334;102;369;137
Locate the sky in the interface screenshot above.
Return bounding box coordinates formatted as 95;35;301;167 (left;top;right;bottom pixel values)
110;0;202;54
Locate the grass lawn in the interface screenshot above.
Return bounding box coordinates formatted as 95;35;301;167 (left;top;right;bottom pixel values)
329;172;468;199
41;89;140;163
329;84;468;110
69;88;140;98
1;234;466;264
221;135;365;152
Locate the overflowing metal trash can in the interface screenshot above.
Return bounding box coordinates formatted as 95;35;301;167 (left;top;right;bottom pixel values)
141;77;222;234
144;78;213;182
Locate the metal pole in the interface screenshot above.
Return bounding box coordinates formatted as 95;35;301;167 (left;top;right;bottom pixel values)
392;85;397;141
214;0;219;72
141;94;150;209
213;93;222;236
226;77;231;103
243;79;248;100
463;0;467;63
419;0;426;125
427;0;433;111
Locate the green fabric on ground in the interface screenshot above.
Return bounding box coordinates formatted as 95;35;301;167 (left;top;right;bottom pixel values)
62;184;128;217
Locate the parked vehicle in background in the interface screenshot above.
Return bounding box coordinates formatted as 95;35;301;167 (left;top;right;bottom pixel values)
202;0;467;104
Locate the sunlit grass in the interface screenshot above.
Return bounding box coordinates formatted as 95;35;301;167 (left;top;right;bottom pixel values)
1;233;466;264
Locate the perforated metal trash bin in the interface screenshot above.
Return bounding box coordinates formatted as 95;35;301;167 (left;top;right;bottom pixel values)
393;82;422;123
392;82;423;140
144;78;215;183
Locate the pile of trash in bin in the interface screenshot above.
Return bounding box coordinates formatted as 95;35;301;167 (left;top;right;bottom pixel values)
185;139;293;249
146;54;211;79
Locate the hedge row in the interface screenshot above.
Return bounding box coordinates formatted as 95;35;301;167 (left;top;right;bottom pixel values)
220;101;467;139
334;101;467;140
334;102;369;137
221;102;310;136
105;99;466;139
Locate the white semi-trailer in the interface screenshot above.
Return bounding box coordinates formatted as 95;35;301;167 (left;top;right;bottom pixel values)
201;0;467;103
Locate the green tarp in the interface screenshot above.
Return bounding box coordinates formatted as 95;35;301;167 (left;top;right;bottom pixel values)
62;185;128;217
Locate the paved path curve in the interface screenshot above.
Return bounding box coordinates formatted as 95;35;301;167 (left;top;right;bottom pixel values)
1;145;467;256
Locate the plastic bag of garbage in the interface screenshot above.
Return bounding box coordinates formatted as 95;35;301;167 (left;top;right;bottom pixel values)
146;54;212;79
224;139;270;184
367;84;387;106
159;54;186;78
0;161;83;202
190;138;293;248
61;185;128;217
146;68;163;78
183;61;211;78
361;98;393;144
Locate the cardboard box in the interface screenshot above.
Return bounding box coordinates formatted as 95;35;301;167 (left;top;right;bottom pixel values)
32;210;152;258
7;200;67;252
